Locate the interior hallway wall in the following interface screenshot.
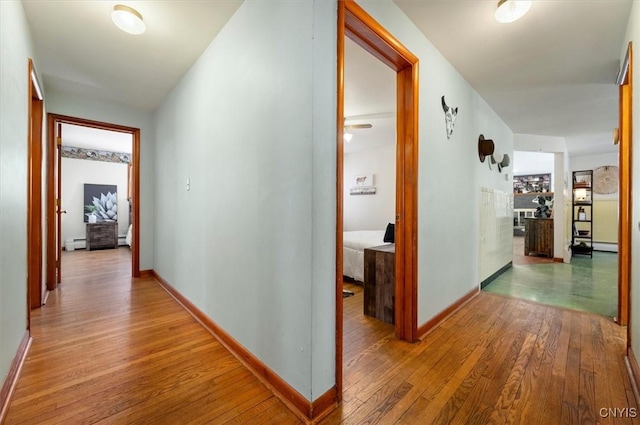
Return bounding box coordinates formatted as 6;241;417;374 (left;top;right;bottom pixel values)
0;0;39;392
152;0;336;401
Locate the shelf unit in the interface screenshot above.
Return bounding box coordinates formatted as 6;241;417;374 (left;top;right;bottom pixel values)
571;170;593;258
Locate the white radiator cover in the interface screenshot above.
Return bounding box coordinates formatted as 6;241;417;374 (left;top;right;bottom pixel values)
479;187;514;283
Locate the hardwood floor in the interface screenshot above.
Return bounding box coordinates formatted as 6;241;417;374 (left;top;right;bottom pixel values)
5;249;638;424
4;248;302;425
320;283;639;424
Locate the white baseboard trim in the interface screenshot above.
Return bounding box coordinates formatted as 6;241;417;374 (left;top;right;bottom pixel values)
593;242;618;252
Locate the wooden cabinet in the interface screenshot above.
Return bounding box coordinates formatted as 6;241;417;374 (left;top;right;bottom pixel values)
524;218;553;258
86;222;118;251
363;244;395;324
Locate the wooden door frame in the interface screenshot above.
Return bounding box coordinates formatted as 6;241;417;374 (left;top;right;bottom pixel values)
46;114;141;288
336;0;419;396
618;42;632;330
27;59;44;314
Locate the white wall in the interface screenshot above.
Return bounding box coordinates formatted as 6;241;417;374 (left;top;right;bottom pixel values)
0;0;38;391
358;0;514;325
343;144;396;231
61;158;129;247
45;92;154;270
623;0;640;360
154;0;515;402
152;0;336;401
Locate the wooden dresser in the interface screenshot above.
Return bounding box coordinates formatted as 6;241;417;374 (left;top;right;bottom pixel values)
86;222;118;251
363;244;395;324
524;218;553;258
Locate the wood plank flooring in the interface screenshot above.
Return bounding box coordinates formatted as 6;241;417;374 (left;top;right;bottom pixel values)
319;283;639;424
5;249;638;424
4;248;302;425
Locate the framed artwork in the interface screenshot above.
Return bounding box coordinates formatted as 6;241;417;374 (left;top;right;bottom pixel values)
84;184;118;222
350;174;376;195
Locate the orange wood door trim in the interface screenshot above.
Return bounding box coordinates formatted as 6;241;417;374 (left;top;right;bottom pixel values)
27;59;44;311
335;0;346;402
336;0;420;399
45;114;142;280
56;122;62;284
46;116;56;290
618;42;632;330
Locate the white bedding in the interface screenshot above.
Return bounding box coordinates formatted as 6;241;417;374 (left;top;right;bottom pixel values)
343;230;388;282
126;224;132;247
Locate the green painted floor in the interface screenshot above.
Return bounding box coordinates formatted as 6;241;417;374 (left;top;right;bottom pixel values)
483;251;618;318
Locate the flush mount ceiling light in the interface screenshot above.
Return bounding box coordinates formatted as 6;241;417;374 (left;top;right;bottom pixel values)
112;5;146;35
495;0;532;23
344;132;353;143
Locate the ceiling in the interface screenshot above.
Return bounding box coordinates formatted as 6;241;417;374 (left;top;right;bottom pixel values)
395;0;632;156
22;0;243;111
22;0;632;156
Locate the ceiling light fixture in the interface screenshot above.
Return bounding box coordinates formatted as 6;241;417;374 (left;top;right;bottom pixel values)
112;5;146;35
495;0;532;23
344;132;353;143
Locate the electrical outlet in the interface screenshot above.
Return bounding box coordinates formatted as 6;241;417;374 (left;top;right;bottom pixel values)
186;178;191;191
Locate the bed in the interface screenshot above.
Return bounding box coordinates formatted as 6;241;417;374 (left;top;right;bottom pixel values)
343;230;389;282
126;224;132;247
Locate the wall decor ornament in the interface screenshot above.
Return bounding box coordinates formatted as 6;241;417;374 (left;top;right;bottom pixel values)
84;184;118;222
62;145;131;164
441;96;458;139
478;134;495;163
489;153;511;172
350;174;376;195
593;165;618;194
532;195;554;218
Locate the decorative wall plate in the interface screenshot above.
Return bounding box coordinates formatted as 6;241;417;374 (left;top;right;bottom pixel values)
593;165;618;194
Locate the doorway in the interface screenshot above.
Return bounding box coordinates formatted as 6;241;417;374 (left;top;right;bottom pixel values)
336;0;419;397
46;114;141;290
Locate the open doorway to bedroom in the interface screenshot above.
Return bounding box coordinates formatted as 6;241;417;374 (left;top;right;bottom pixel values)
336;0;419;400
46;114;141;291
60;124;133;273
341;34;398;385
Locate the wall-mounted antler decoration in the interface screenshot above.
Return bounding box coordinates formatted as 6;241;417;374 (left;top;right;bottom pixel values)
441;96;458;139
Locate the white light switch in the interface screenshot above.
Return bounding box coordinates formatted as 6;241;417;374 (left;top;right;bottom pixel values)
186;178;191;191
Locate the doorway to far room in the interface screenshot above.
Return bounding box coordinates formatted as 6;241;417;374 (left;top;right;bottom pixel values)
483;151;619;318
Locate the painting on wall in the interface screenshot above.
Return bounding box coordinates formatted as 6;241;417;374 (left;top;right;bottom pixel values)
350;174;376;195
84;184;118;223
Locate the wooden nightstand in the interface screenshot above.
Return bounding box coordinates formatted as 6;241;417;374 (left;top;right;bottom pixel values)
86;222;118;251
363;244;395;324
